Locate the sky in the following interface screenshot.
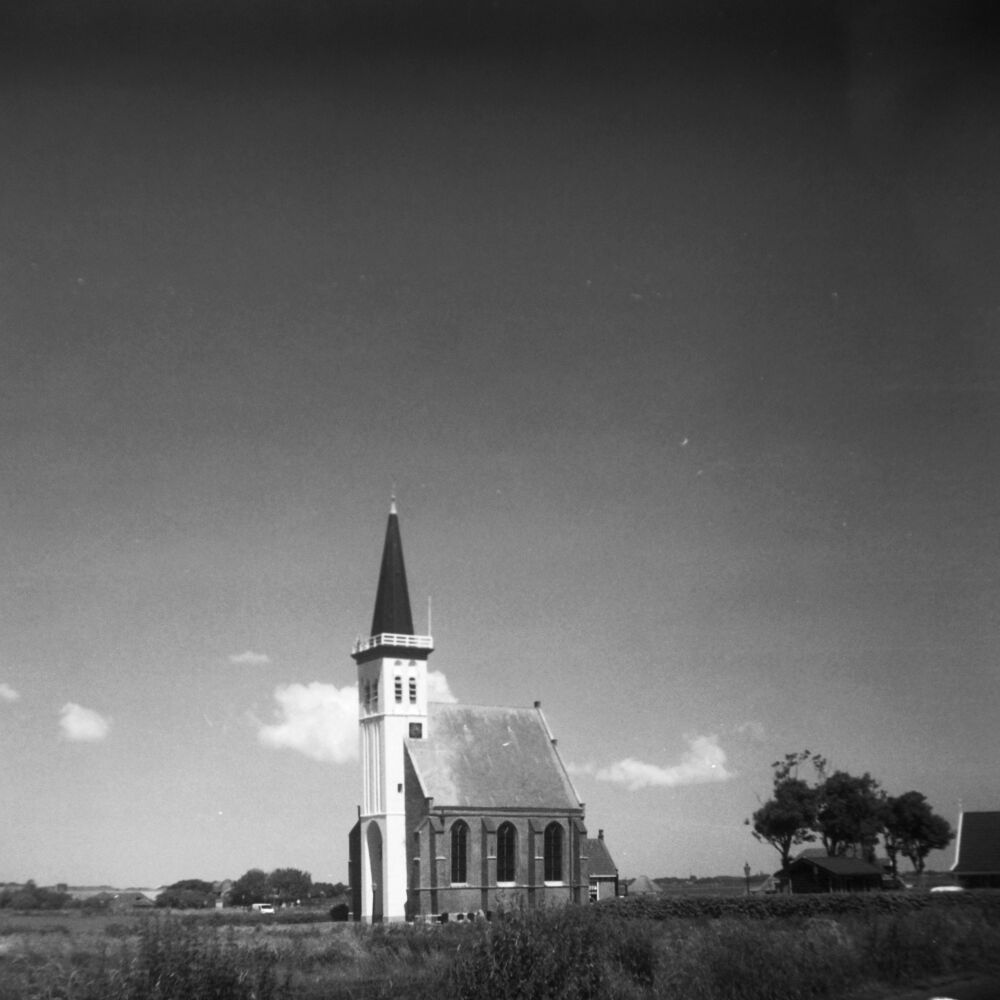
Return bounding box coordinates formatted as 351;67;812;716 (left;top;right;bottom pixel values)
2;0;999;888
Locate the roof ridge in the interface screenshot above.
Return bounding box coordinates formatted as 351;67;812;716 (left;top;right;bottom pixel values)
429;701;545;712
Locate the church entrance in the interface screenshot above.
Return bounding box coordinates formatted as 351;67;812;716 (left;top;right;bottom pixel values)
366;821;384;921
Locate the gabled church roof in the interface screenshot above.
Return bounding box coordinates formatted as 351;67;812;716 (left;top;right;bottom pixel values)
406;703;582;811
370;499;415;637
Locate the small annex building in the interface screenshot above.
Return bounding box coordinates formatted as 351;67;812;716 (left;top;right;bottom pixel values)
951;811;1000;889
583;830;620;901
348;502;593;922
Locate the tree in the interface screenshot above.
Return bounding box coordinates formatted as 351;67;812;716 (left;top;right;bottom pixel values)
310;882;350;905
230;868;270;907
155;878;217;909
814;770;884;861
750;778;818;868
749;749;954;875
268;868;312;906
770;750;827;784
167;879;215;894
155;888;214;909
0;880;71;910
883;791;955;876
310;881;343;899
748;753;823;869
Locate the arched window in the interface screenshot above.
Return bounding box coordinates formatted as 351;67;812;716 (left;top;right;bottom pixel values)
409;677;417;704
394;676;403;703
496;822;517;883
543;823;563;882
451;821;469;884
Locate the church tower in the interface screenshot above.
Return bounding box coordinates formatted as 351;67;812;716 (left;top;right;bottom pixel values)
351;499;433;921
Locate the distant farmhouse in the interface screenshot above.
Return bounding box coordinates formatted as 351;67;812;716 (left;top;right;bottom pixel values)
951;810;1000;889
348;502;613;922
624;874;661;896
85;891;155;912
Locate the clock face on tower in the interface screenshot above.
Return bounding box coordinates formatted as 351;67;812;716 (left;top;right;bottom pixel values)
409;723;423;739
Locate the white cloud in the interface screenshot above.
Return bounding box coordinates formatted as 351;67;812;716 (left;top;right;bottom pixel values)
258;670;458;762
428;670;457;703
0;683;20;703
578;735;735;791
258;682;359;763
59;703;110;742
228;650;271;666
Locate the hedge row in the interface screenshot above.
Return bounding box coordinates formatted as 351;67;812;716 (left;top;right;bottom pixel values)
596;890;1000;922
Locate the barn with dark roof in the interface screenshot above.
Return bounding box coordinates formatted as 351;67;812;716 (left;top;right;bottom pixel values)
347;502;593;922
951;811;1000;889
779;854;884;894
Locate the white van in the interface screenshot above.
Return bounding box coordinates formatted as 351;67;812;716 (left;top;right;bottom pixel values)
250;903;275;913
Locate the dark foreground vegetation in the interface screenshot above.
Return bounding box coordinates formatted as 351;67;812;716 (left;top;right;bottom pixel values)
1;893;999;1000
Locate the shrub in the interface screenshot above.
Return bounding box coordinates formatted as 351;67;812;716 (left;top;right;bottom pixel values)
598;888;1000;923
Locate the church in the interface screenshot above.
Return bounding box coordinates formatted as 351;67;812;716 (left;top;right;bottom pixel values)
348;501;590;922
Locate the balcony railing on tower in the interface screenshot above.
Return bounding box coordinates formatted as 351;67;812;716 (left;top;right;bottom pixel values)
353;633;434;655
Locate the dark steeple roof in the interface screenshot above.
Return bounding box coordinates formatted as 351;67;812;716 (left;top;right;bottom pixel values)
370;499;415;637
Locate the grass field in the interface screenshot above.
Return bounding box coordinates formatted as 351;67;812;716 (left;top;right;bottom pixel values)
2;894;999;999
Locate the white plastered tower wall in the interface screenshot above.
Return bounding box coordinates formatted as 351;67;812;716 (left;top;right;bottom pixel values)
356;646;430;921
351;499;432;922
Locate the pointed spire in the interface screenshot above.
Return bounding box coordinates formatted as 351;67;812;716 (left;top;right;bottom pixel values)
352;499;432;663
370;498;414;637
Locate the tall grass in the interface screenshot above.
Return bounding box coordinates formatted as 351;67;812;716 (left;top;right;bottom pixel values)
447;898;1000;1000
448;905;620;1000
0;918;290;1000
2;895;999;1000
